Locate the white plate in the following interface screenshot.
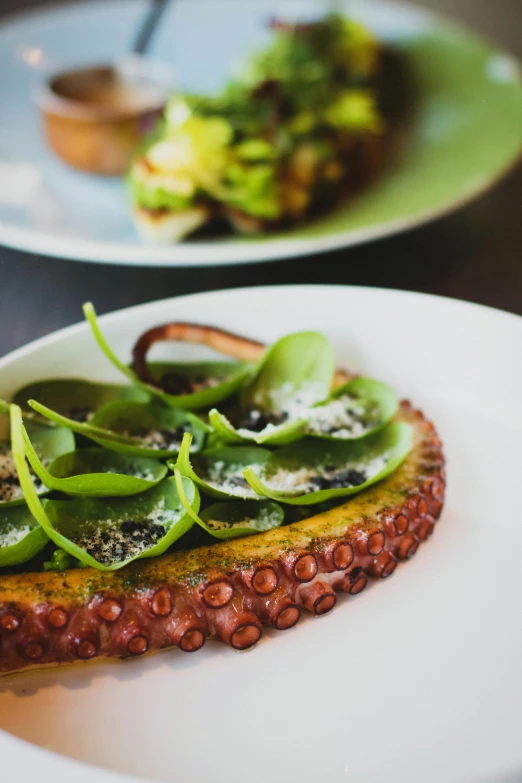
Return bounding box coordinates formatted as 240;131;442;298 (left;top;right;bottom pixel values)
0;285;521;783
1;0;521;266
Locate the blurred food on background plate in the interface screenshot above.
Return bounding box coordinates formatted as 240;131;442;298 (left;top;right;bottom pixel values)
129;13;404;243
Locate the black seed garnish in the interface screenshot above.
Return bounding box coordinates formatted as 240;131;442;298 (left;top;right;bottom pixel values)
72;519;166;565
161;373;193;395
130;426;192;451
239;408;289;432
310;468;367;491
345;469;367;486
0;450;45;502
161;373;218;395
229;475;249;489
309;475;330;491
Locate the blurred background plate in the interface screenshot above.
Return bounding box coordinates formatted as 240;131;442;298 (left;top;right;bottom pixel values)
0;0;521;266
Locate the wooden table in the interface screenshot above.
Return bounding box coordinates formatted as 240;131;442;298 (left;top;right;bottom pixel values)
0;0;520;358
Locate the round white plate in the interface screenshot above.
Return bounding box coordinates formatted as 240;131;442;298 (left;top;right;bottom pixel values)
0;0;521;266
0;285;521;783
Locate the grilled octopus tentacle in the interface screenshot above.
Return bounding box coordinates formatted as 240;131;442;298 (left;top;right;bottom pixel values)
132;323;266;385
131;323;351;388
0;402;445;675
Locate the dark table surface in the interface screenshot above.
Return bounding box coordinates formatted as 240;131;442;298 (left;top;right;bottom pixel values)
0;0;521;359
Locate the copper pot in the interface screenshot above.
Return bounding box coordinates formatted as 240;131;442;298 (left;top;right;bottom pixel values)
36;59;173;176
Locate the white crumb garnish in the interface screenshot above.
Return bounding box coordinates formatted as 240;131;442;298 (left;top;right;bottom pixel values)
262;453;390;494
0;446;46;502
204;505;274;531
71;497;177;565
0;524;31;548
206;460;258;499
306;394;378;438
267;381;326;418
263;466;318;493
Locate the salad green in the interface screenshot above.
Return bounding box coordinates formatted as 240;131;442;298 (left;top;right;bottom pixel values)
1;302;411;574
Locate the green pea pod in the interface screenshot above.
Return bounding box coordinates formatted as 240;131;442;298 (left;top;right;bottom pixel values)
174;469;284;539
23;425;168;497
305;377;399;440
83;302;255;410
243;421;413;505
13;378;150;423
0;420;75;506
208;331;334;445
0;504;49;567
28;399;209;458
171;431;271;500
11;403;199;571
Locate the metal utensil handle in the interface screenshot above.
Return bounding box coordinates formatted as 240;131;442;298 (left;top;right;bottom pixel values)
132;0;171;56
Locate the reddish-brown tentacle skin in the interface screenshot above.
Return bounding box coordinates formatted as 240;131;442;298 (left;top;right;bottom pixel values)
0;402;445;675
132;323;266;385
131;323;351;389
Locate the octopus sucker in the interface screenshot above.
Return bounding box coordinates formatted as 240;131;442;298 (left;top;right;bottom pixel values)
297;581;337;615
338;568;369;595
0;613;20;632
253;586;299;629
272;603;301;630
396;533;420;560
97;597;123;623
76;638;98;660
284;553;319;584
47;606;69;629
0;402;445;675
385;513;409;537
127;635;149;656
237;564;280;598
167;613;206;652
199;578;235;609
179;628;206;653
368;551;397;579
228;614;263;651
355;530;386;557
416;518;435;541
329;541;355;571
22;640;45;661
149;587;173;617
